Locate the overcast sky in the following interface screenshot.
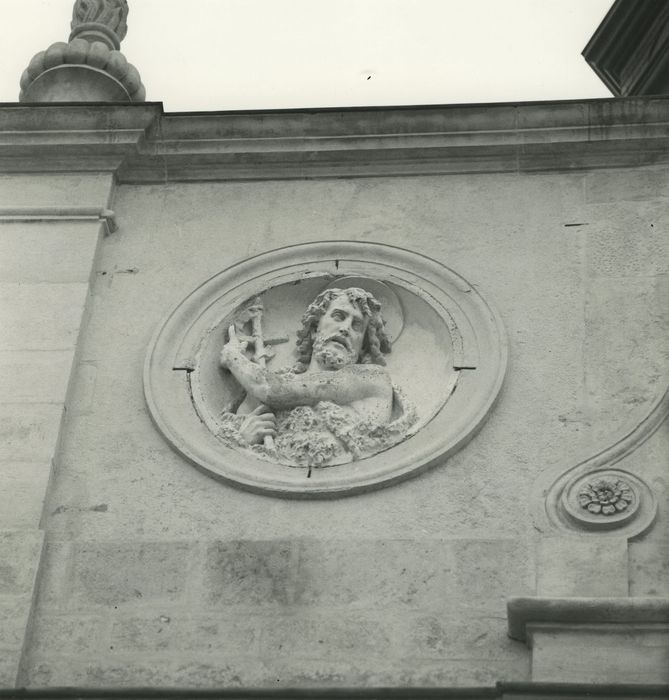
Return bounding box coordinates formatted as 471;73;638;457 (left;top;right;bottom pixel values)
1;0;612;111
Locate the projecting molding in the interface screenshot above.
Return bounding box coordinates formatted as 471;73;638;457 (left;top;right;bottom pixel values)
583;0;669;96
3;98;669;180
507;596;669;643
0;206;117;233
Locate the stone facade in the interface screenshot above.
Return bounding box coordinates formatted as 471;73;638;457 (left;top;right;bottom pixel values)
0;99;667;694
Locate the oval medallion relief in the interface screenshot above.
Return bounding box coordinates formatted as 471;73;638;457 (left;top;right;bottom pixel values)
144;241;506;497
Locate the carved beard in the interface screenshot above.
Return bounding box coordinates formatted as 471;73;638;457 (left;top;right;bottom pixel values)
312;335;357;370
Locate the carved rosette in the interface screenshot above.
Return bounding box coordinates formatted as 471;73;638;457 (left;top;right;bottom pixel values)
577;477;634;516
559;468;655;533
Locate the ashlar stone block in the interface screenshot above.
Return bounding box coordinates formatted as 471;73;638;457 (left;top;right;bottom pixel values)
0;530;45;596
629;542;669;597
0;283;89;351
29;614;108;656
0;655;20;688
109;614;188;653
203;540;295;607
0;222;101;284
0;405;64;463
453;539;534;605
0;174;113;209
0;463;51;530
0;530;45;686
0;351;75;404
290;539;458;609
185;615;259;655
70;541;192;607
260;612;395;660
530;626;669;684
0;598;31;648
536;536;629;597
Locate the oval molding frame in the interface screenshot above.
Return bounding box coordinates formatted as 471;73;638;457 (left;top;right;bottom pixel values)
144;241;507;498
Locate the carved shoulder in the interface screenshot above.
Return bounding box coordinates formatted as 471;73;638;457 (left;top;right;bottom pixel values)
343;363;392;395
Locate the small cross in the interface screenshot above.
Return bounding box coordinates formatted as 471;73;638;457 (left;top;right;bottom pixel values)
233;306;288;364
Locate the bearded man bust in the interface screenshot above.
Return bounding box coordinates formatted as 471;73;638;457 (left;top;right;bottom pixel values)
219;287;416;467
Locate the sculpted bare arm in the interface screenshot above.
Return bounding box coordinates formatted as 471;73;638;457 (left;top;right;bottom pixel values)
220;325;391;410
264;364;391;410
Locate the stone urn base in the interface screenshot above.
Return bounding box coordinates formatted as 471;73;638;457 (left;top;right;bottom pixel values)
21;64;132;102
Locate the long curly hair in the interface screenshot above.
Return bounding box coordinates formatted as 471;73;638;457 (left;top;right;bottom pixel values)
293;287;391;373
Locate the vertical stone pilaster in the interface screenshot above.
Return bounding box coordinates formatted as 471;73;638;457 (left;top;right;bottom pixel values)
0;174;115;686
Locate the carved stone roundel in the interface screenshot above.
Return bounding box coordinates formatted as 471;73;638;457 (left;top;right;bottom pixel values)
559;468;655;533
144;241;507;497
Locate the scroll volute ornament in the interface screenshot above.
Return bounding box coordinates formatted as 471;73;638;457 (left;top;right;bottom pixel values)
70;0;129;50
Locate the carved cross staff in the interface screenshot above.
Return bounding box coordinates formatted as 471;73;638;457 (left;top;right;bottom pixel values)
234;298;287;451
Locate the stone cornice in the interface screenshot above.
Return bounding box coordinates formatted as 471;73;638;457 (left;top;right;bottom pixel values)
0;103;158;172
2;97;669;181
507;596;669;642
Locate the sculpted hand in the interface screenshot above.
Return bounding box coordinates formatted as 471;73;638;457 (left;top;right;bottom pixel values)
220;325;248;369
239;404;277;445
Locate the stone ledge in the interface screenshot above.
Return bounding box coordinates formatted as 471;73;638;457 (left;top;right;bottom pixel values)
2;98;669;180
0;104;159;175
501;683;669;699
0;207;116;233
507;596;669;642
0;682;668;698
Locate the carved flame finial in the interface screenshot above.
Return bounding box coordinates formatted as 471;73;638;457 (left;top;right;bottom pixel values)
19;0;145;102
70;0;129;50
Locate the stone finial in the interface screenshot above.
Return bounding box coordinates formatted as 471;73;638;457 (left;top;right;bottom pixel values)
19;0;144;103
70;0;129;50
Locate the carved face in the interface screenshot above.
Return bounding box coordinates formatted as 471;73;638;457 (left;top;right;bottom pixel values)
312;295;369;370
